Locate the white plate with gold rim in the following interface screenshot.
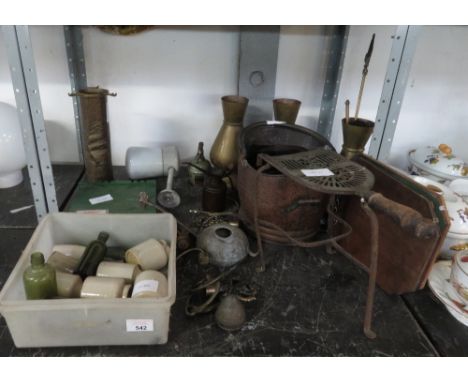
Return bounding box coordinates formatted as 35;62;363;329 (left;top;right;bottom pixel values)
427;261;468;326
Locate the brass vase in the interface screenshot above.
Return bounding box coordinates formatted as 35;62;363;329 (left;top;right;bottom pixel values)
210;95;249;172
341;117;375;159
69;87;116;182
273;98;301;124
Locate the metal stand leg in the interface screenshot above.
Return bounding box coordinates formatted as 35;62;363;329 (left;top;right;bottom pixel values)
361;201;379;339
254;164;270;273
326;197;337;255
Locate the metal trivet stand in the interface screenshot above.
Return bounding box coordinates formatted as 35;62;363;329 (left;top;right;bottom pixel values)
253;147;438;338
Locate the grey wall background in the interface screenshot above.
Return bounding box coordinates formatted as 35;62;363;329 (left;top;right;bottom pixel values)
0;26;466;169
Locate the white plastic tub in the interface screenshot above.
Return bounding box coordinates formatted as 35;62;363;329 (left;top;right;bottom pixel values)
0;213;177;348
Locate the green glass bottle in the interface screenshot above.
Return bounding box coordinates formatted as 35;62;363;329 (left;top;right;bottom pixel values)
74;231;109;279
188;142;211;186
23;252;57;300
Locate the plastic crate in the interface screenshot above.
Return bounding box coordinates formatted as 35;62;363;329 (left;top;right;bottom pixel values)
0;212;176;348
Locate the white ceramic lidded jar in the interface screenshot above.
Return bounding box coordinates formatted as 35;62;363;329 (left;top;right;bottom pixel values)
408;144;468;183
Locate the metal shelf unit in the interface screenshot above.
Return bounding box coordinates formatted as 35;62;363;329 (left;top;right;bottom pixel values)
2;25;418;222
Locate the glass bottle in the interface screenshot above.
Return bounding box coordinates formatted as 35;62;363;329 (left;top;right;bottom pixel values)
23;252;57;300
74;231;109;279
188;142;211;186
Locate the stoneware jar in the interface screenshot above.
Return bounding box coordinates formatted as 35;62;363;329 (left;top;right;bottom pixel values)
47;244;85;273
125;238;168;271
52;244;86;258
96;261;140;283
80;276;126;299
55;271;83;298
131;270;168;298
47;251;82;274
122;284;132;299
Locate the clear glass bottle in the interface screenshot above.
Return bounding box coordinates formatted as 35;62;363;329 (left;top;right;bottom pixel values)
23;252;57;300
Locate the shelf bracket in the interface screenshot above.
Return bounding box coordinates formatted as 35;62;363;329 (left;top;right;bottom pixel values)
238;26;280;125
368;25;421;161
317;25;349;140
2;25;58;221
64;25;87;164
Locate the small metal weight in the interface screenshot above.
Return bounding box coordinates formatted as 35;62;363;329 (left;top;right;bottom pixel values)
215;294;246;331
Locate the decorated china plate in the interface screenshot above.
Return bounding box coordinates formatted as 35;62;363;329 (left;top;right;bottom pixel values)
428;261;468;326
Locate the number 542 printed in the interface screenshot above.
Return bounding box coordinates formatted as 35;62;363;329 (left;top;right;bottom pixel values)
126;319;154;332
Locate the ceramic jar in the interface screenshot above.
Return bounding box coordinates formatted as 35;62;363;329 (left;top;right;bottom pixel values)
449;179;468;203
47;251;81;274
96;261;140;283
80;276;126;299
125;146;179;180
408;144;468;183
131;270;168;298
47;245;86;274
125;239;168;270
412;176;468;259
56;272;83;298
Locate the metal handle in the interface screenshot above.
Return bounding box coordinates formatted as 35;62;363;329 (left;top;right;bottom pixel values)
166;167;175;190
366;192;438;239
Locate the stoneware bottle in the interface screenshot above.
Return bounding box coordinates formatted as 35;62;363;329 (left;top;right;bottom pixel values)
210;95;249;172
23;252;57;300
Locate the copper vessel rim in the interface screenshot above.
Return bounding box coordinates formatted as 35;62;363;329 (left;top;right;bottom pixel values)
241;121;335;152
241;154;288;178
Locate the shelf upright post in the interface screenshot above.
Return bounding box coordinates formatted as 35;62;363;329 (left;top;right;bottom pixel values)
238;26;280;125
2;25;55;221
15;26;58;213
317;25;349;140
64;26;87;164
368;25;421;161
